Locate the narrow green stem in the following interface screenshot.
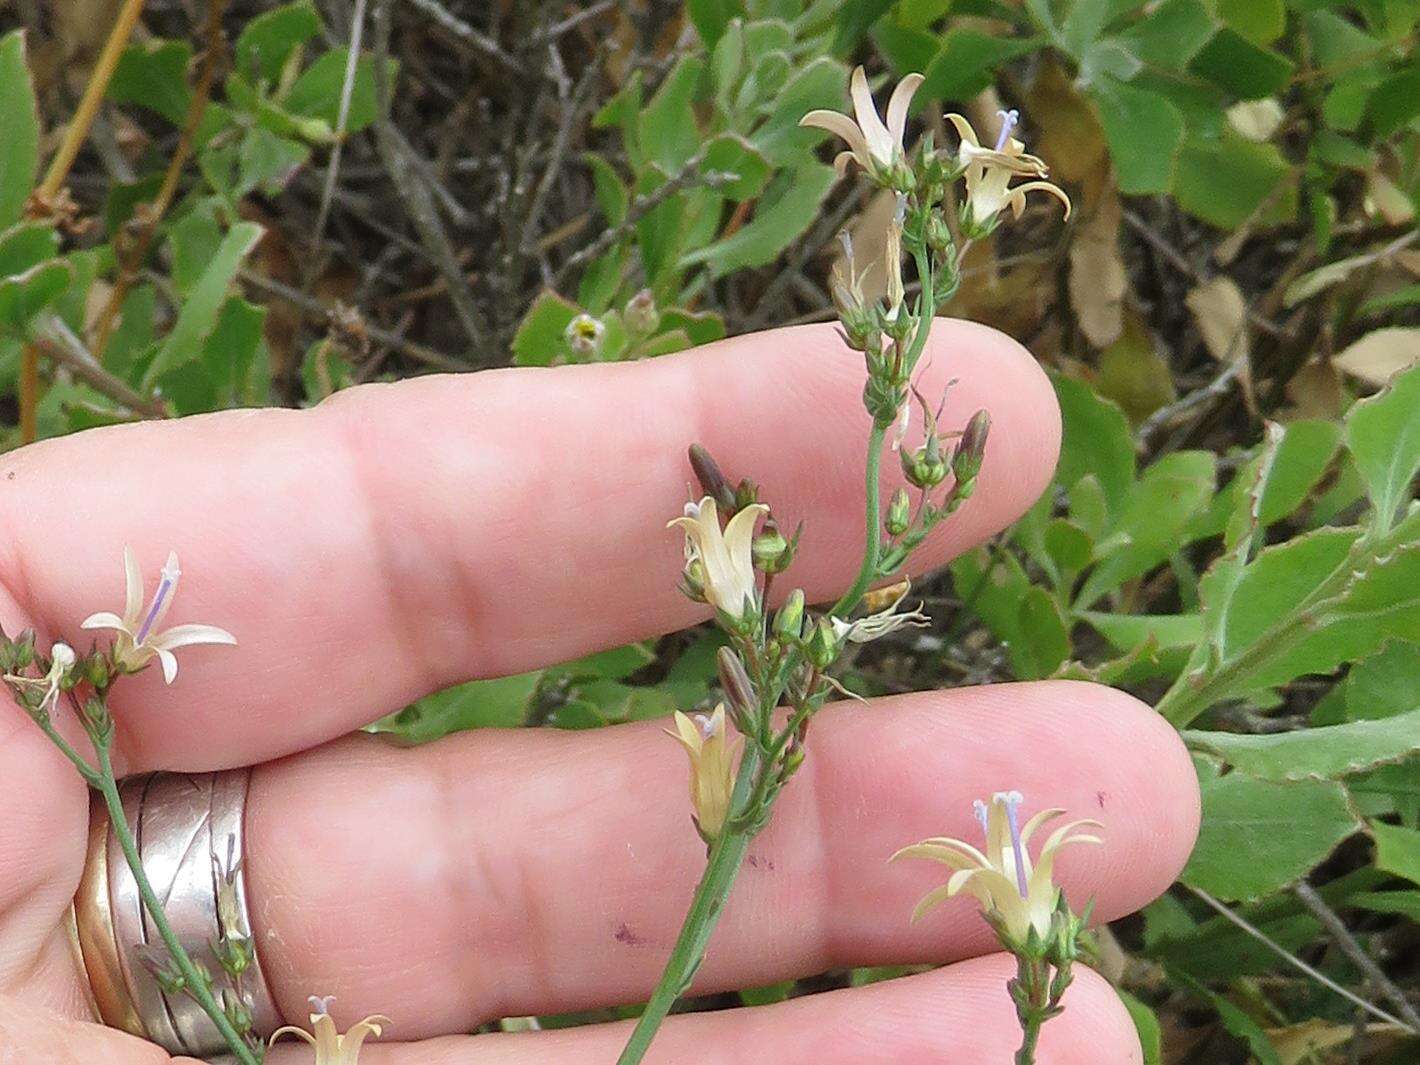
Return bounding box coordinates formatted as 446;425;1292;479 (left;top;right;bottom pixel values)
93;743;262;1065
831;420;889;617
31;711;99;785
1015;1015;1044;1065
615;747;763;1065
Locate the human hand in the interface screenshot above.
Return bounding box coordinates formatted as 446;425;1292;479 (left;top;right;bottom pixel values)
0;321;1198;1063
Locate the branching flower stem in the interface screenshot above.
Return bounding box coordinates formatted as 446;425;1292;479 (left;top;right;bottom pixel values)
618;245;939;1065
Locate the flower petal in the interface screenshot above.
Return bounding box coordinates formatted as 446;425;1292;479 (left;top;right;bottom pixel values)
269;1026;318;1048
944;113;981;149
849;66;894;163
1019;807;1065;848
799;109;871;165
340;1015;393;1056
80;612;129;633
1007;180;1072;219
149;623;238;650
122;546;143;625
885;72;924;149
891;838;991;869
156;646;179;685
909;883;953;922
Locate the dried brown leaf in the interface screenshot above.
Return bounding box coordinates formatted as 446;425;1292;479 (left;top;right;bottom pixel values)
1333;327;1420;386
1186;276;1254;411
1069;188;1126;348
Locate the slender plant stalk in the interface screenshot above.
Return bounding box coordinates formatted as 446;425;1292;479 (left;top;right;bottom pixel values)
91;0;227;360
93;742;262;1065
614;747;762;1065
20;0;146;440
830;420;889;617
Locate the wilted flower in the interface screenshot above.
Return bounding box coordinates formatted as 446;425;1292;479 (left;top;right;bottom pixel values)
271;997;390;1064
80;548;235;684
831;580;929;644
892;791;1101;943
946;109;1071;232
667;705;742;841
5;641;75;713
669;497;768;620
565;313;606;357
800;66;924;178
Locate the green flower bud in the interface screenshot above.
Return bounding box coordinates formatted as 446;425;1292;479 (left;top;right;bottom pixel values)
925;211;954;253
886;487;911;536
901;445;948;489
716;647;756;717
775;589;806;641
805;617;841;670
752;527;791;572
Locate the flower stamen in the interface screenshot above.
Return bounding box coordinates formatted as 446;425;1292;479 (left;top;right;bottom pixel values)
994;108;1020;152
135;557;180;644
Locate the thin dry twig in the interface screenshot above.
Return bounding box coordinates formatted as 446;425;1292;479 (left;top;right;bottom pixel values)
1187;885;1418;1034
1293;880;1420;1033
31;317;169;418
238;269;466;373
373;0;490;353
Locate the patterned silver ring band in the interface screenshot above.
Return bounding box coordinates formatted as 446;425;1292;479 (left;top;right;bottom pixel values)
71;769;282;1057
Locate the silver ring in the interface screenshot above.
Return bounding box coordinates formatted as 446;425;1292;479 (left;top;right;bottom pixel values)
74;769;282;1056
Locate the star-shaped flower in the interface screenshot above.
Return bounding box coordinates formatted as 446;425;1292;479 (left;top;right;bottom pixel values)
893;791;1101;943
946;109;1071;232
271;997;390;1064
80;547;236;683
669;497;768;621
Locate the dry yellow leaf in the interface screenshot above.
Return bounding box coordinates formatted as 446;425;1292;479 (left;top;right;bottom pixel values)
1333;326;1420;386
1366;170;1415;226
1282;359;1345;422
1069;188;1126;348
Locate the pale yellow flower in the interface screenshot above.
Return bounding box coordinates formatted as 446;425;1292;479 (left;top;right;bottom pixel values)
666;705;742;841
893;791;1101;943
946;109;1071;230
668;497;768;620
80;548;236;683
271;997;390;1064
800;66;924;176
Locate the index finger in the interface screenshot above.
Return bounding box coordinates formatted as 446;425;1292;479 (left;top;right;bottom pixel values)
0;320;1059;770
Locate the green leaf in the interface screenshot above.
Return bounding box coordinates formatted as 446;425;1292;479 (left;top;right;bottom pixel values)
1367;62;1420;138
919;30;1038;103
1183;770;1360;900
1172;132;1293;229
1345;362;1420;533
1090;76;1185;195
1084;611;1202;654
1011;586;1072;679
1343;641;1420;721
1075;450;1216;608
752;56;848;166
511;290;580;367
145;221;263;384
1051;374;1136;518
687;0;744;48
1115;0;1215;72
234;0;322;84
0;31;40;230
110;41;196;125
283;50;394;134
701;132;772;200
639;56;705;172
1216;0;1284;45
1348;889;1420;922
680;163;835;276
1184;710;1420;782
1176;972;1281;1065
0;224;59;276
0;260;71;331
367;671;543;744
1118;991;1162;1065
1188;29;1294;100
1371;819;1420;885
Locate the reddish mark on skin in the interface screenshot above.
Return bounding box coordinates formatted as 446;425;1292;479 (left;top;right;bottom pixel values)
613;923;644;947
746;854;776;871
1096;791;1108;809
